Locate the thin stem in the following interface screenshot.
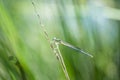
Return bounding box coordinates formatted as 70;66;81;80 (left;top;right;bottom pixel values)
31;0;70;80
31;0;50;41
52;41;70;80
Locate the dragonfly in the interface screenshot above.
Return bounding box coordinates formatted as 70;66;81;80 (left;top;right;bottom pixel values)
52;37;93;58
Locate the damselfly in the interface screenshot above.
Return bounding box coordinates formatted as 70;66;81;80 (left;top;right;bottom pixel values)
52;37;93;58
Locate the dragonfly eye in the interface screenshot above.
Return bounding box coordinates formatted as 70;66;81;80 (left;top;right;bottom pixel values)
52;37;62;44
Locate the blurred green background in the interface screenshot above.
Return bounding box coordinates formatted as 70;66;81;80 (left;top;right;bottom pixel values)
0;0;120;80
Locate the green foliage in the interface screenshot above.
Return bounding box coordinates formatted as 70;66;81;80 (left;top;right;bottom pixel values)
0;0;119;80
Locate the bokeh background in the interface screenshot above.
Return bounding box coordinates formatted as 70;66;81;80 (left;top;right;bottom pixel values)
0;0;120;80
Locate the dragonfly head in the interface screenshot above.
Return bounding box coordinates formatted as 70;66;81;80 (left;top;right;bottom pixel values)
52;37;62;44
